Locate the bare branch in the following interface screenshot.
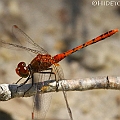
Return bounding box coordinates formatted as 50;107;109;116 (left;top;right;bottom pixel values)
0;76;120;101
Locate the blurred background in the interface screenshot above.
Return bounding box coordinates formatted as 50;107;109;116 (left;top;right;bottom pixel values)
0;0;120;120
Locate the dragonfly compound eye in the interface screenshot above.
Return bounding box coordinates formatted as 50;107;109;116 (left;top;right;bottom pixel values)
15;62;29;78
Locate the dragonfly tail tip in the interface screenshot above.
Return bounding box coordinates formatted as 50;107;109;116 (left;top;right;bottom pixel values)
114;29;119;33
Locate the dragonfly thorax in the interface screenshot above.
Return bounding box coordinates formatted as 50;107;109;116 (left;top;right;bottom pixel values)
16;62;30;78
30;54;55;72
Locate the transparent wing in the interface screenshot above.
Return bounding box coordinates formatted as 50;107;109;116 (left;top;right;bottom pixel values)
52;64;73;120
33;92;52;120
52;63;64;80
32;71;53;120
0;25;48;55
0;40;42;54
11;25;52;119
12;25;48;54
0;25;52;119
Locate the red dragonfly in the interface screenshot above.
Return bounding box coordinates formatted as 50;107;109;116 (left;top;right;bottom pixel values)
0;25;118;120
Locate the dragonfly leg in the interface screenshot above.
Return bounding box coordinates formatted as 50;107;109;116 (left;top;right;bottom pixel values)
46;68;59;92
56;80;59;92
23;74;34;96
40;68;59;92
15;77;23;84
22;64;35;96
19;75;31;87
40;71;59;92
16;75;32;96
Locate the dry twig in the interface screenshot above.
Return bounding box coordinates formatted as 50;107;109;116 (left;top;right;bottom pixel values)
0;76;120;101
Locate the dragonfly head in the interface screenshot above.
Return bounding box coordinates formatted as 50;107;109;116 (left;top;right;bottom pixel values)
16;62;30;78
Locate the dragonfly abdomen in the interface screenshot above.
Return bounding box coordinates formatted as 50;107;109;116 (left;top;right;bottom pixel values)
53;29;118;63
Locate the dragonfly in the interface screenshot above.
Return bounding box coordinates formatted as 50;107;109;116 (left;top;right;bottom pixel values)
0;25;118;120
